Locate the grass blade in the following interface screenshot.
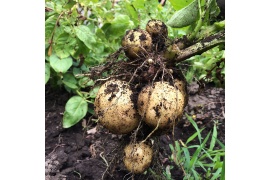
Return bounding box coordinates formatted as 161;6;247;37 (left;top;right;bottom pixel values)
186;113;202;144
220;156;225;180
209;123;217;151
210;168;222;180
216;139;225;149
196;160;207;172
182;147;190;168
188;131;211;170
191;168;200;180
186;128;205;145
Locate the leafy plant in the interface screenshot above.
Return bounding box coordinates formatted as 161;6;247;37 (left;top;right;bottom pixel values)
167;114;225;179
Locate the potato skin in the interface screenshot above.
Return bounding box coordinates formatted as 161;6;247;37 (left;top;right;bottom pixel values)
137;81;185;130
174;79;188;107
123;142;153;174
94;80;139;134
121;29;152;59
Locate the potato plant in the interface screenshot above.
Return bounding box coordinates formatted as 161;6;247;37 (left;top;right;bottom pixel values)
45;0;225;177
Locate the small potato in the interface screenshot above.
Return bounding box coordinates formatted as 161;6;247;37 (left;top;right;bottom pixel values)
123;142;153;174
137;81;185;130
146;19;168;51
121;29;152;59
94;79;139;134
146;19;168;37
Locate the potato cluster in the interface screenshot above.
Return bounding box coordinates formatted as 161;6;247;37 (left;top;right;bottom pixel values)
94;19;188;174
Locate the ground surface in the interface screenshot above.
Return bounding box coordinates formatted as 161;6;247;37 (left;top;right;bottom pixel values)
45;81;225;180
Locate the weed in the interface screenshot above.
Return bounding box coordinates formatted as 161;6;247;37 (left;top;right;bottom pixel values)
166;114;225;179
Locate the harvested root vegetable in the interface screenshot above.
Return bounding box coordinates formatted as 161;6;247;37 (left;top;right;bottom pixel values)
146;19;168;38
123;142;153;174
137;81;186;130
121;29;152;59
94;79;139;134
146;19;168;51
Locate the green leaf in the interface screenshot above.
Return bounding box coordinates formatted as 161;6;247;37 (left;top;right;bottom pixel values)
182;147;190;168
167;0;199;28
45;15;57;45
188;131;211;170
191;168;200;179
196;160;207;171
63;96;88;128
71;38;90;59
221;157;225;180
49;54;73;73
186;128;204;145
208;0;220;21
78;0;91;6
209;123;217;151
216;139;225;149
45;63;50;84
210;168;222;180
102;14;132;39
214;20;225;29
62;73;78;89
89;86;100;98
54;33;77;59
132;0;145;9
125;3;139;26
78;77;94;88
186;114;202;144
168;0;193;10
74;25;96;49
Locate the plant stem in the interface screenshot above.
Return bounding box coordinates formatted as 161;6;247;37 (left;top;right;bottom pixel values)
188;0;203;41
168;30;224;63
196;20;225;40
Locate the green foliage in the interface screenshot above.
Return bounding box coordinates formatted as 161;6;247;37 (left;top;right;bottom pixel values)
45;63;50;84
168;0;194;11
49;54;73;73
167;0;199;28
167;114;225;179
184;47;225;87
63;96;88;128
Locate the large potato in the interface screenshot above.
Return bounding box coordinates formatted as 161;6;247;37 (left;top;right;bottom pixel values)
94;79;139;134
137;81;185;130
121;29;152;59
123;142;153;174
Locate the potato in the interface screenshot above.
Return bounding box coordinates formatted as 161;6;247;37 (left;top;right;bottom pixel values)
146;19;168;38
94;79;139;134
121;29;152;59
123;142;153;174
146;19;168;51
137;81;185;130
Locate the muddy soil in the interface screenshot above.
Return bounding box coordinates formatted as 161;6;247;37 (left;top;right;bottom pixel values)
45;81;225;180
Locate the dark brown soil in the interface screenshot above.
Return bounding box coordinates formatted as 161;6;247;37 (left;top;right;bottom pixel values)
45;81;225;180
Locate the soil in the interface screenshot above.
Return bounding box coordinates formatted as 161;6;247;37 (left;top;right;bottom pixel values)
45;81;225;180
